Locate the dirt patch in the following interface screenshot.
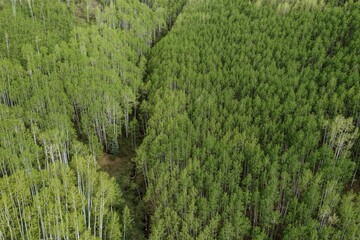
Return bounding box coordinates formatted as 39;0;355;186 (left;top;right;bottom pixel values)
98;153;133;178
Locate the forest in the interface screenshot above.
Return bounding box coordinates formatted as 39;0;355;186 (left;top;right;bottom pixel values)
0;0;359;239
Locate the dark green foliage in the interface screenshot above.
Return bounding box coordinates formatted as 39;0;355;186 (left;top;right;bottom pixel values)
108;138;120;156
136;0;360;239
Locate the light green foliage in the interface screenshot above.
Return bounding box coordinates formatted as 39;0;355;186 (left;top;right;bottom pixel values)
0;0;73;59
0;156;121;240
0;0;187;239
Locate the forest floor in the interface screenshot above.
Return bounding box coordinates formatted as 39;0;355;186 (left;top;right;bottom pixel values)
98;153;132;178
98;135;141;181
345;177;360;193
353;180;360;192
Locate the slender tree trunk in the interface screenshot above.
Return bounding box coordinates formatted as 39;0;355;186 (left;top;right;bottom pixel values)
351;163;358;186
5;33;10;57
125;108;129;138
11;0;16;17
26;0;33;19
